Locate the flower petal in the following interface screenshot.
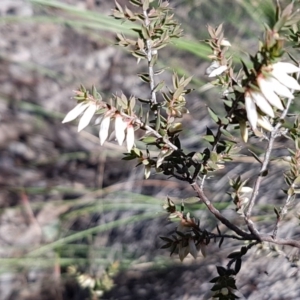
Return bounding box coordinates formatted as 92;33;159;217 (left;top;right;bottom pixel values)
257;77;284;110
62;102;89;123
273;62;300;74
126;124;135;152
271;70;300;90
99;116;111;145
78;103;97;132
250;91;274;117
115;115;127;145
257;115;273;131
267;77;294;99
245;92;258;129
208;65;227;77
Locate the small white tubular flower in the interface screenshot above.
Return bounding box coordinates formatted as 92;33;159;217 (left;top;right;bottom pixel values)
220;39;231;47
250;90;274;118
99;115;111;145
77;103;97;132
273;62;300;74
240;186;253;194
245;91;258;129
271;62;300;90
257;76;284;110
115;114;127;145
257;115;273;131
208;65;227;77
265;76;294;99
126;124;135;152
62;102;90;123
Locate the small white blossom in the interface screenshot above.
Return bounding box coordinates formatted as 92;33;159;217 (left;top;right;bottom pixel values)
244;62;300;131
248;90;274;118
206;61;227;77
245;91;258;130
77;103;97;132
115;114;127;145
62;102;89;123
208;65;227;77
220;39;231;47
62;101;97;132
99;115;111;145
240;186;253;194
257;76;284;110
271;62;300;90
257;115;273;131
126;124;135;152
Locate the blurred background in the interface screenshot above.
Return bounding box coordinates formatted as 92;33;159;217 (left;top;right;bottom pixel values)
0;0;300;299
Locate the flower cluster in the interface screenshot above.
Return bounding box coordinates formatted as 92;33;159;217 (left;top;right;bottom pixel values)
62;97;135;152
245;62;300;132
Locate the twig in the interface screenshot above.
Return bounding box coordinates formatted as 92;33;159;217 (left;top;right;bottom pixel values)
191;182;253;238
192;181;300;248
134;118;178;150
143;8;157;109
244;97;294;237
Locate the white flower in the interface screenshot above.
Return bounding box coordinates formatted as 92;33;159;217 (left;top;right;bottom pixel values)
126;124;135;152
248;90;275;117
99;115;111;145
62;102;97;132
245;91;258;130
245;91;274;131
206;61;227;77
271;62;300;90
257;76;285;110
244;62;300;131
78;104;97;132
257;115;273;131
220;39;231;47
115;114;127;145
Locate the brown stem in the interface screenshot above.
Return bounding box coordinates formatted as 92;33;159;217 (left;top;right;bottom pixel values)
191;182;253;238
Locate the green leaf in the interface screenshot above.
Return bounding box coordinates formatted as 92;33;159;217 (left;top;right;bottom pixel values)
218;237;224;248
153;81;165;93
235;259;242;274
203;135;215;143
216;266;226;276
210;152;218;163
274;207;280;218
129;0;142;7
182;197;199;204
141;136;157;144
248;149;262;165
208;107;219;123
138;73;150;83
227;251;240;259
209;276;220;283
